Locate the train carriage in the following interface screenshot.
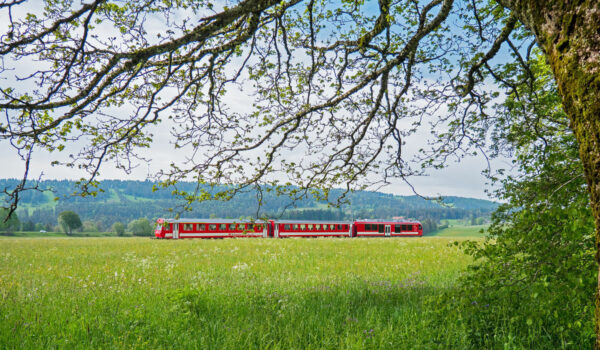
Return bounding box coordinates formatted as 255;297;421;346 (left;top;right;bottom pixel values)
155;218;423;239
274;220;353;238
353;220;422;237
155;218;271;239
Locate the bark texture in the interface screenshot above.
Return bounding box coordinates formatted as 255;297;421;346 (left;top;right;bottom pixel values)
503;0;600;345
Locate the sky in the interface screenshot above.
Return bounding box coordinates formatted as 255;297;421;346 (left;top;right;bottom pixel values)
0;128;506;200
0;0;515;202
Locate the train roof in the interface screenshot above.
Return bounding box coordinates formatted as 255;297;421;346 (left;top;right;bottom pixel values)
354;219;422;224
157;218;269;224
275;220;352;224
157;218;421;224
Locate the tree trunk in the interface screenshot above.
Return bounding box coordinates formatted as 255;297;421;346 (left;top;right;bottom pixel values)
506;0;600;345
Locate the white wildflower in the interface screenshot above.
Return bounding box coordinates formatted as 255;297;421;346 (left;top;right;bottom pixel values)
232;263;248;270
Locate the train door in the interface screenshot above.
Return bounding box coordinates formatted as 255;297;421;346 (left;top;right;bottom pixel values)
269;220;275;238
385;225;391;237
173;223;179;239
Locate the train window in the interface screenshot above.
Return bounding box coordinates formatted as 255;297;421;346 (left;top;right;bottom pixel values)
183;224;193;231
209;224;216;231
315;224;321;230
228;224;235;230
365;224;371;231
418;224;422;230
284;224;291;230
293;224;299;230
248;224;254;231
337;224;342;230
378;224;384;233
220;224;227;231
300;224;306;230
330;224;335;230
256;224;263;230
308;224;313;230
402;224;407;231
198;224;206;231
395;224;401;233
343;225;348;230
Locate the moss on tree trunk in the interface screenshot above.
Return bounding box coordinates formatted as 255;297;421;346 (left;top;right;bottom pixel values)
523;0;600;345
500;0;600;345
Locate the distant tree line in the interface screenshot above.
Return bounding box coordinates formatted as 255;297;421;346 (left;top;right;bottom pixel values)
1;208;154;237
3;205;488;237
2;179;496;234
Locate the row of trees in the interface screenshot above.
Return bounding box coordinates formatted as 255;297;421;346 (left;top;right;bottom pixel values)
4;207;464;236
4;178;497;227
59;211;154;236
3;210;155;237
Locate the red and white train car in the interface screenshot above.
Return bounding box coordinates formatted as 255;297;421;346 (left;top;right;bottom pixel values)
274;220;352;238
154;218;271;239
154;218;423;239
353;220;422;237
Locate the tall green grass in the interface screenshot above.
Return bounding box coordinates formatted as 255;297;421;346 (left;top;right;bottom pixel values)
432;225;488;238
0;237;472;348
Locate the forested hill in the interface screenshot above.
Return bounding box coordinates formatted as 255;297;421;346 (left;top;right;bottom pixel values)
1;179;497;227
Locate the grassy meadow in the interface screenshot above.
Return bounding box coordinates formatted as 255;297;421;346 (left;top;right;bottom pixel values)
0;235;480;349
432;225;487;238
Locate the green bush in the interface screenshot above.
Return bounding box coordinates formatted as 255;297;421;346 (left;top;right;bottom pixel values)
112;222;125;236
431;51;596;348
58;211;82;235
127;218;153;236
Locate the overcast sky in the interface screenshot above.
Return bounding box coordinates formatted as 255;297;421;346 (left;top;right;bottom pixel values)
0;126;506;200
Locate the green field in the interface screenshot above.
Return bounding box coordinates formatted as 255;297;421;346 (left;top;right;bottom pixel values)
0;237;476;348
431;225;488;238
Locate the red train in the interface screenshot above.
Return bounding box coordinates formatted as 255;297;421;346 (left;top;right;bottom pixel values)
154;218;422;239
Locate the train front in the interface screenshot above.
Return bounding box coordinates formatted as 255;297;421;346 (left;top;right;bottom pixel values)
154;218;172;239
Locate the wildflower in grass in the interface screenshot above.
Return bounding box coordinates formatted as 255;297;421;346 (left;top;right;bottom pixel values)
345;317;358;324
232;263;248;270
363;329;375;338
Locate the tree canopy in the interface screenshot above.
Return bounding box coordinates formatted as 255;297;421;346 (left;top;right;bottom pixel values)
112;221;125;236
0;208;19;234
433;50;596;347
0;0;536;207
127;217;153;236
58;210;82;235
